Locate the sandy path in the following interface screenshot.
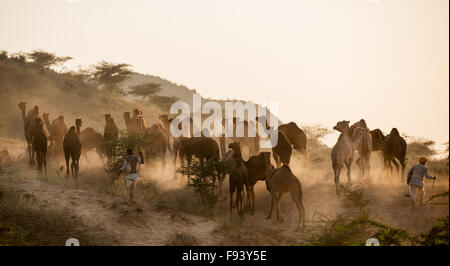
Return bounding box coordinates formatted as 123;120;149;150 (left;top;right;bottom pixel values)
0;172;223;246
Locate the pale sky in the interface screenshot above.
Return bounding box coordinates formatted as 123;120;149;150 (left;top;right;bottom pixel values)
1;0;448;148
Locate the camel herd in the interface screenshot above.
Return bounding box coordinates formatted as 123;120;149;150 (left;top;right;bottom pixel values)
17;102;407;231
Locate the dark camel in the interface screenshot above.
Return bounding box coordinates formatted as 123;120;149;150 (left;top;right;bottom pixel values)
272;130;293;167
383;128;407;181
278;122;307;157
63;119;82;178
244;152;273;214
32;118;48;175
80;127;106;161
104;114;119;163
143;123;170;168
18;102;41;165
227;142;248;217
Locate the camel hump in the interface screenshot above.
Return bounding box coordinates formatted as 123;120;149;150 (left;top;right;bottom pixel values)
390;128;400;137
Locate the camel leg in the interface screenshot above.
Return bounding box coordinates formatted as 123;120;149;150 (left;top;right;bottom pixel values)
266;193;274;219
333;163;343;194
399;157;406;182
65;156;70;177
291;191;305;231
229;180;235;216
392;159;399;176
251;185;256;215
43;153;47;176
245;184;251;213
275;193;283;223
365;154;371;178
346;160;352;185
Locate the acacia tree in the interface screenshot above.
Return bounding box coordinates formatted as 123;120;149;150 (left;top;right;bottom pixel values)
27;50;73;69
91;61;133;93
128;83;162;103
149;95;179;112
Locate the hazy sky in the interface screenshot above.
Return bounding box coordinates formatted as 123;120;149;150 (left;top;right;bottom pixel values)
1;0;448;148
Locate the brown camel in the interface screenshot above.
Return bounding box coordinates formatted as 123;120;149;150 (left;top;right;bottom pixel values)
80;127;106;161
244;152;273;214
351;125;372;177
265;164;305;231
175;136;220;168
370;129;386;152
18;102;41;165
383;128;407;181
42;113;68;159
227;142;248;217
104;114;119;163
142;123;170;168
278;122;307;157
330;120;355;194
32;118;48;175
123;111;145;133
63;119;82;178
272;129;293;167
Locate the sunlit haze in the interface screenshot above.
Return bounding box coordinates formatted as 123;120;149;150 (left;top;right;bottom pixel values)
1;0;448;149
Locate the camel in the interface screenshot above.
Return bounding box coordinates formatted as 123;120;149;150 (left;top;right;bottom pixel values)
227;142;249;217
244;152;273;214
330;120;356;194
278;122;307;157
80;127;106;161
159;114;174;151
272;130;293;167
175;136;220;168
18;102;41;165
370;129;386;152
256;116;305;162
42;113;68;159
351;125;372;177
382;128;407;181
104;114;119;163
123;111;145;133
31;118;48;175
63;119;82;178
265;164;305;231
142;123;170;168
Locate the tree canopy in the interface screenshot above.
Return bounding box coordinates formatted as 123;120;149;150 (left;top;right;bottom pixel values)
128;83;162;102
27;50;73;69
91;61;134;93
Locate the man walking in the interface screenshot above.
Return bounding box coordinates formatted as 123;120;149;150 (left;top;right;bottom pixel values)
117;148;144;202
406;157;436;208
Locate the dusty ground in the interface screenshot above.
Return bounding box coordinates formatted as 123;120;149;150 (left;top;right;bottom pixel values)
0;139;448;246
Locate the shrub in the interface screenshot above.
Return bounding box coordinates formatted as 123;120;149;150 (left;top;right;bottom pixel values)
177;159;230;215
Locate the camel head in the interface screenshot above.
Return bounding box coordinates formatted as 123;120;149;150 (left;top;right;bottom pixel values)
123;112;131;121
42;113;50;122
333;120;350;133
390;128;400;137
32;105;40;115
132;109;141;118
228;142;241;155
359;119;367;129
18;102;27;112
75;118;83;128
351;126;365;146
159;114;169;122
